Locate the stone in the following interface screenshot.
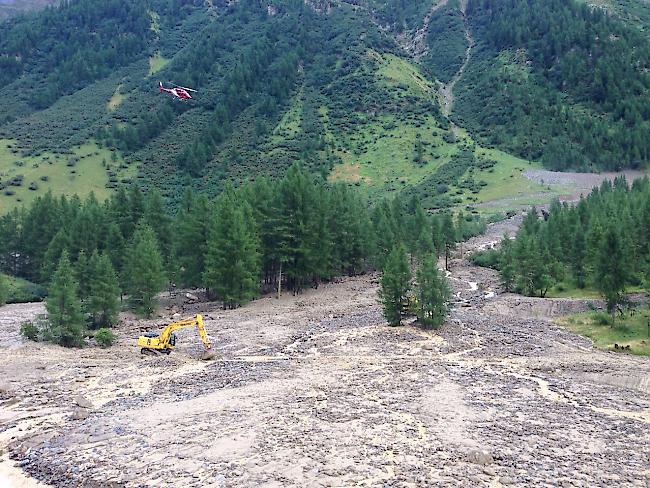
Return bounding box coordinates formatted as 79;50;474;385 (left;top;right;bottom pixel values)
186;293;199;302
467;449;493;466
71;408;90;420
74;395;93;409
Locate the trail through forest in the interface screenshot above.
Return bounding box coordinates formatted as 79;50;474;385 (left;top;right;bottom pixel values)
0;211;648;487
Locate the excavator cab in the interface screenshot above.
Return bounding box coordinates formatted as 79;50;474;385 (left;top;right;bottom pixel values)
137;315;215;360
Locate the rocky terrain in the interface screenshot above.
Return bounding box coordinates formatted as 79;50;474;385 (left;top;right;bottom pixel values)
0;213;649;487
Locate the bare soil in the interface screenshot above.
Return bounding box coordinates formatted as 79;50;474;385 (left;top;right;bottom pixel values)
0;213;649;487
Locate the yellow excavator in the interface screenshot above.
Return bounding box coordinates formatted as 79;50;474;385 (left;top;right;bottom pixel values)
137;314;216;360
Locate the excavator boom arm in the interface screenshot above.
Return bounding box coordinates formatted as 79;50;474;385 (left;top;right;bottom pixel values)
159;314;212;349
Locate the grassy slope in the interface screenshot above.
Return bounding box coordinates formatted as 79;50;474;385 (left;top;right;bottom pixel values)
149;53;170;76
1;272;46;302
327;51;561;209
556;310;650;356
0;140;133;213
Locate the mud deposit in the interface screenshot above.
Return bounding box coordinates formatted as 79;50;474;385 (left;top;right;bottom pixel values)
1;214;649;487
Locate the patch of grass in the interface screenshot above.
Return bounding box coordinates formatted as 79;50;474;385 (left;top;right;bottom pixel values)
271;91;303;143
329;114;454;198
0;139;133;214
371;50;435;98
107;84;126;112
546;284;603;299
149;9;161;33
462;147;572;212
148;53;170;76
2;273;47;303
557;309;650;356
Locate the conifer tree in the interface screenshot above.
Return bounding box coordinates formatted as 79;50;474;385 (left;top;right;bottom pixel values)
41;229;70;283
379;245;412;326
275;164;320;292
415;254;451;328
87;251;120;328
0;273;7;305
174;190;210;288
144;190;173;262
571;224;587;288
372;202;397;270
409;204;433;264
46;251;85;347
124;222;166;317
441;213;456;271
75;250;91;301
595;227;627;320
105;223;126;272
499;234;516;292
203;188;261;308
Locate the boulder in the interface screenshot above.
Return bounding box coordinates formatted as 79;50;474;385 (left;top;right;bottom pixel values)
71;408;90;420
467;449;493;466
74;395;93;409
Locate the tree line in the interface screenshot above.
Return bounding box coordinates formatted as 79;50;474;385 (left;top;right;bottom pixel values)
472;176;650;316
1;164;482;345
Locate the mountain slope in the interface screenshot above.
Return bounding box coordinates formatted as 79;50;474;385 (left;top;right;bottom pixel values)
0;0;648;212
0;0;56;20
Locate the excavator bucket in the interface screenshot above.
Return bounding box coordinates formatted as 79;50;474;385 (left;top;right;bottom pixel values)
200;349;216;361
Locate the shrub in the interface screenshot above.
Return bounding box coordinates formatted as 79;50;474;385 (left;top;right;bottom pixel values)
94;328;116;348
20;321;40;341
592;312;611;326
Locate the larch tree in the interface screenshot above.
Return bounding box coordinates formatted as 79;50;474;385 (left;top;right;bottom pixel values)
124;221;166;317
595;226;628;321
379;245;412;326
87;251;120;328
203;187;261;309
415;254;451;329
46;250;85;347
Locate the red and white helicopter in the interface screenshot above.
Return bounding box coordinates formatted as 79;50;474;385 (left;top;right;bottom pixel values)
159;81;197;100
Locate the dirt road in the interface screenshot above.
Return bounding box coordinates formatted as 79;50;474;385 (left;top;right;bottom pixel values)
0;214;649;487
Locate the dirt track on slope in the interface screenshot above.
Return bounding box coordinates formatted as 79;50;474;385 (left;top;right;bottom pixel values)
1;213;649;487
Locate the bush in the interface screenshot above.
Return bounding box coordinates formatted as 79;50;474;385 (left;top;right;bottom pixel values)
20;321;39;341
94;328;116;348
7;280;47;303
592;312;612;326
469;249;501;270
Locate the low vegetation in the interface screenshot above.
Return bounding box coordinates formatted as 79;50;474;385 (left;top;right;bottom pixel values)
94;328;116;348
557;309;650;356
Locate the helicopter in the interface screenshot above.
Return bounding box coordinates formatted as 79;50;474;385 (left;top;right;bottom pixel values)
159;81;197;100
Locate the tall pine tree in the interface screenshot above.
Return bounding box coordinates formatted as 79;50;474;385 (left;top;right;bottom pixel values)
415;254;451;329
379;245;412;326
87;251;120;328
203;187;261;308
46;251;85;347
124;222;166;317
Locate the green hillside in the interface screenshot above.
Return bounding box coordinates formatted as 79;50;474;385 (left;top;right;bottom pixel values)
0;0;56;20
0;0;647;213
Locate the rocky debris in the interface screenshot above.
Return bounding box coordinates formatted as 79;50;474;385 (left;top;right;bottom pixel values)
1;213;649;487
185;293;199;303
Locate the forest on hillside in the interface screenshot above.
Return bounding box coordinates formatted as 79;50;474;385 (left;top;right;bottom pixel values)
457;0;650;171
0;0;648;211
472;176;650;313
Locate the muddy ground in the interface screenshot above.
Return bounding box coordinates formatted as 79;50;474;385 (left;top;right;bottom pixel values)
0;213;649;488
